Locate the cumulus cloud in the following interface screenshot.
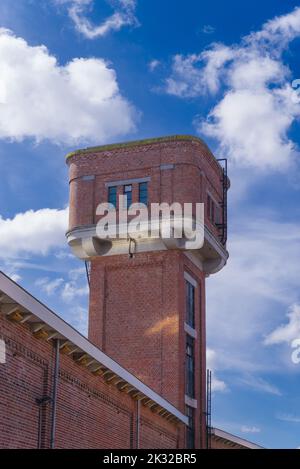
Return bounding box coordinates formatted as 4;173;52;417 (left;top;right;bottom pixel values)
0;207;68;258
264;304;300;345
165;7;300;169
0;29;137;144
165;45;233;97
56;0;138;39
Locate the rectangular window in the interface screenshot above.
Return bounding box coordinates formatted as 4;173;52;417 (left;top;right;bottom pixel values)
186;405;195;449
123;184;132;208
108;186;117;207
139;182;148;205
186;336;195;398
185;280;195;328
207;194;214;222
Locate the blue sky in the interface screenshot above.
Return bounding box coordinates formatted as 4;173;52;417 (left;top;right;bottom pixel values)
0;0;300;449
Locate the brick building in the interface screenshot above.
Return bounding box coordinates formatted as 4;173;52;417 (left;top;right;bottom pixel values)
0;135;233;449
66;135;229;449
0;271;186;448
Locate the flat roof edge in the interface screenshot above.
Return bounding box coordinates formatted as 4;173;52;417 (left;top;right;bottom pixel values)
65;135;212;160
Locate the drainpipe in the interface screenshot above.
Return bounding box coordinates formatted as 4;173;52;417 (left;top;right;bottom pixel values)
36;396;51;449
136;399;140;449
50;339;60;449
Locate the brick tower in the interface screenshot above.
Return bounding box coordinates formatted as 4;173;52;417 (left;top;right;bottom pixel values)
66;135;229;449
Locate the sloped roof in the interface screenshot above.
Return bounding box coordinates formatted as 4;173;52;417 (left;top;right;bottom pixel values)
0;271;187;425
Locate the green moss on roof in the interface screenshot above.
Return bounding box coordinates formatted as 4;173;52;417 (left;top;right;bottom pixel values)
65;135;211;160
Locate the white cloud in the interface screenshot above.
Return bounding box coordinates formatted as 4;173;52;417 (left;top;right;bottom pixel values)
57;0;138;39
61;282;89;302
264;304;300;345
61;267;89;302
206;215;300;376
35;277;65;295
0;29;137;144
201;25;215;35
0;207;68;258
165;7;300;169
241;425;261;433
34;269;88;304
148;59;161;72
206;348;227;392
165;45;233;97
238;374;281;396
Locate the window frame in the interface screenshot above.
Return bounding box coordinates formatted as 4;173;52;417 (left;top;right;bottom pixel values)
186;405;195;449
138;181;148;205
108;186;117;208
185;280;195;329
123;184;132;208
186;335;195;398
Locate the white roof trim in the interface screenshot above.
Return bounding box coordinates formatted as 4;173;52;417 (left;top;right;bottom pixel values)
0;271;187;425
211;427;263;449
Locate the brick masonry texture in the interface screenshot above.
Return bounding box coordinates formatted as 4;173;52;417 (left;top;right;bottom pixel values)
67;137;224;236
0;314;182;449
67;137;225;449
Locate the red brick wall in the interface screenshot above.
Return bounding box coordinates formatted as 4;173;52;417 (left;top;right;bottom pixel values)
88;250;206;448
67;137;225;449
67;137;224;240
89;251;182;409
0;314;181;449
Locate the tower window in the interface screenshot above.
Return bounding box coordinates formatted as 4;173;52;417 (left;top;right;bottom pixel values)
185;280;195;328
207;194;214;222
123;184;132;208
186;405;195;449
139;182;148;205
186;335;195;398
108;186;117;208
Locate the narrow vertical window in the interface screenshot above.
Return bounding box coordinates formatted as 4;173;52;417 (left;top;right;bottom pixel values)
186;336;195;398
124;184;132;208
139;182;148;205
186;405;195;449
185;280;195;328
108;186;117;208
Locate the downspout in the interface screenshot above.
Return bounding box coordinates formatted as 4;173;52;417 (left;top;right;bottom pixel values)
136;399;140;449
36;396;51;449
50;339;60;449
